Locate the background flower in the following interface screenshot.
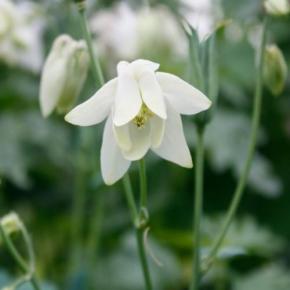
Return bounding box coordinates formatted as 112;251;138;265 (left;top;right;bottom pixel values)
0;0;45;72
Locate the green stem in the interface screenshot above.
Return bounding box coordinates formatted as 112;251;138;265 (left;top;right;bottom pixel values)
70;159;86;263
139;159;148;209
203;17;268;272
122;174;153;290
191;127;205;290
86;190;105;265
78;4;105;86
0;224;41;290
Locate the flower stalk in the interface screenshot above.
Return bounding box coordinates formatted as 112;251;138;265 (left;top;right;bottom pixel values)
122;174;153;290
202;16;269;272
77;2;104;86
191;125;205;290
0;219;41;290
139;159;148;209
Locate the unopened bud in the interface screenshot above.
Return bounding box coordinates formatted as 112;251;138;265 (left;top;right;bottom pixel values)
40;34;89;117
263;44;288;96
0;212;22;236
264;0;290;16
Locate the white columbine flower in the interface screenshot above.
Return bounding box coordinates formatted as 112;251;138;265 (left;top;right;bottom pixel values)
264;0;290;15
40;34;89;117
65;59;211;185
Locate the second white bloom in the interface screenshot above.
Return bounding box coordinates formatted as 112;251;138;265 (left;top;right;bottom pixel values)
65;59;211;185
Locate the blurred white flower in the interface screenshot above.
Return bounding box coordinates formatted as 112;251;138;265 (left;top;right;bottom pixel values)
90;2;186;60
264;0;290;15
0;0;45;72
40;35;89;117
181;0;223;41
65;59;211;185
0;212;22;236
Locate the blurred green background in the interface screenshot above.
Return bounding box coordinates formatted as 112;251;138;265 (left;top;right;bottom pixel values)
0;0;290;289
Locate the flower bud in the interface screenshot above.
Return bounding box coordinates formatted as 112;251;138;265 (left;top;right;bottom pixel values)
0;212;22;236
40;34;89;117
264;0;290;16
263;44;288;96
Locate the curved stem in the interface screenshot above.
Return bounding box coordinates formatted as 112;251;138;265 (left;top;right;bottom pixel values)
78;5;105;86
139;159;148;209
122;174;153;290
0;224;41;290
203;16;268;272
191;127;205;290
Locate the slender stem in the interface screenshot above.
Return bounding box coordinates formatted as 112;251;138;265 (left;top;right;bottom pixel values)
139;159;148;209
0;224;41;290
70;160;86;262
122;174;138;224
203;17;268;272
86;190;105;264
73;1;106;282
122;174;153;290
78;5;105;86
136;228;152;290
191;127;205;290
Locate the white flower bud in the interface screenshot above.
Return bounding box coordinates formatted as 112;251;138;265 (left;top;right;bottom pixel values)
264;0;290;16
263;44;288;96
40;34;89;117
0;212;22;236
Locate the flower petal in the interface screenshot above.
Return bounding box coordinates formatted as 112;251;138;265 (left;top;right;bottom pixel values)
101;116;131;185
150;116;165;148
122;123;151;161
113;62;142;126
65;78;117;126
139;70;167;119
113;124;132;151
156;72;211;115
130;59;160;78
153;104;193;168
40;56;67;117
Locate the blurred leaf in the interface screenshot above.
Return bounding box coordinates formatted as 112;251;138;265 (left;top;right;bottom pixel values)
202;216;285;258
0;112;71;188
205;109;282;196
0;269;57;290
233;264;290;290
94;231;182;290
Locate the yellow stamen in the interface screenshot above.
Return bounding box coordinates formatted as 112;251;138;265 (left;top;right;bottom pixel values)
133;103;153;128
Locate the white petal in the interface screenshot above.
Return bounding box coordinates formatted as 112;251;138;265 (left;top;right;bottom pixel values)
139;70;167;119
40;57;67;117
150;116;166;148
113;124;132;151
156;72;212;115
153;104;193;168
65;78;117;126
113;63;142;126
130;59;160;78
122;123;151;161
101;116;131;185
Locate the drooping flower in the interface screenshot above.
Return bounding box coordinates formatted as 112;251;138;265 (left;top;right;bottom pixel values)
264;0;290;16
65;59;211;185
40;34;89;117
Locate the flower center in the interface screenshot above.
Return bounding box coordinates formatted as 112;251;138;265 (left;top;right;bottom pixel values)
133;103;153;128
